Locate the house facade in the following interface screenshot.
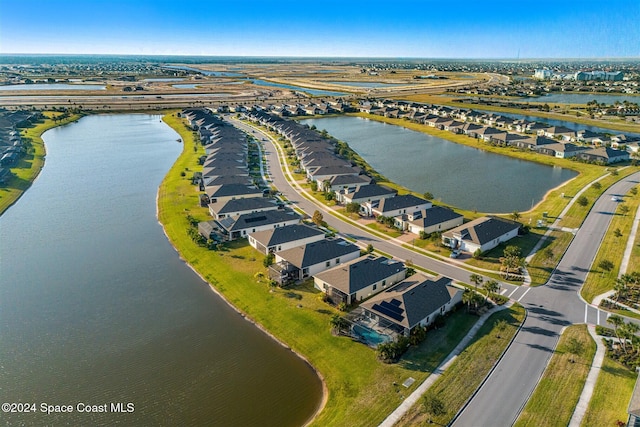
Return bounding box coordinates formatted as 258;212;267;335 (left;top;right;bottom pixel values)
248;223;325;254
442;216;521;254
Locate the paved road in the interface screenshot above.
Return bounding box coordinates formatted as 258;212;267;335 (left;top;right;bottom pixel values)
229;116;640;426
453;172;640;427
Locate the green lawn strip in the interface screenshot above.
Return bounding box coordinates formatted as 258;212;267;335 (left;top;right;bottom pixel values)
465;229;543;271
581;355;636;427
515;325;596;427
365;222;403;238
581;189;640;303
528;230;575;286
0;112;82;216
559;168;639;229
159;112;487;427
395;304;526;426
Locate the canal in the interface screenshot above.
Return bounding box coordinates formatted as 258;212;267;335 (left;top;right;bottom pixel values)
0;114;322;426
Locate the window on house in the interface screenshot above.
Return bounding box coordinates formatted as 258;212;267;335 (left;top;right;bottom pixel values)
336;258;340;264
373;284;377;290
382;280;386;287
326;261;331;267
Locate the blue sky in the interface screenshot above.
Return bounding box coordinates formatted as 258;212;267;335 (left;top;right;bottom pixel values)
1;0;639;58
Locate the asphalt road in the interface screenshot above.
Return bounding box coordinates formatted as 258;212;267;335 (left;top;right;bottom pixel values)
229;116;640;426
453;172;640;427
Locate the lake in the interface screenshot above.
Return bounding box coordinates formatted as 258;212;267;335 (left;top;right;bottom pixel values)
522;93;640;105
0;83;106;91
326;81;406;88
249;79;348;97
300;116;577;213
0;114;322;426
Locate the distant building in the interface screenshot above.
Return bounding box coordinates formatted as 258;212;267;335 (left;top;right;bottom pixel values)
534;69;553;80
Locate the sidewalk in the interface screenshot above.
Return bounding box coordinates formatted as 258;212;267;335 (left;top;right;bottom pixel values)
619;203;640;277
568;325;606;427
378;302;510;427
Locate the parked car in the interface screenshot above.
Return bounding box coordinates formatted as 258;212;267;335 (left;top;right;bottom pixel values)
450;250;461;259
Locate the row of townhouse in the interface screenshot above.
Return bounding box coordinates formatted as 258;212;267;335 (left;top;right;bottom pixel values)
0;110;42;184
184;108;303;242
360;100;635;164
212;100;353;117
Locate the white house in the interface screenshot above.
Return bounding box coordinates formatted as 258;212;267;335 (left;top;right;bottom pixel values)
400;206;464;235
270;238;360;283
314;255;407;305
359;274;463;336
217;210;301;241
248;223;325;254
209;197;279;220
442;216;521;254
363;194;432;218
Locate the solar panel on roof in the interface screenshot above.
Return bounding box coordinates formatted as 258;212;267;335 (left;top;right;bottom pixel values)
389;299;402;307
372;303;404;322
379;300;404;315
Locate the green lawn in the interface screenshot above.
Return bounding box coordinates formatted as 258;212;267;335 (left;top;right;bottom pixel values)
581;187;640;303
159;112;490;426
515;325;596;427
396;304;526;426
581;354;636;427
0;112;82;216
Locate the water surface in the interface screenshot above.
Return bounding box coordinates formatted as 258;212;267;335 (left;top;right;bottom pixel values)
0;114;322;426
301;116;577;212
0;83;106;91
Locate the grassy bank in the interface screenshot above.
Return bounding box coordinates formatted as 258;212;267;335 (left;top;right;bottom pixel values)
395;304;526;426
159;112;489;426
581;185;640;303
514;325;596;427
581;354;636;427
0;112;82;216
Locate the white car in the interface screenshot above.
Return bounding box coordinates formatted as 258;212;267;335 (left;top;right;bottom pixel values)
611;196;622;202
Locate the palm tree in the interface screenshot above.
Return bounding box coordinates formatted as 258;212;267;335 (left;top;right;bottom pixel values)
330;314;350;336
470;273;483;291
483;279;500;302
607;314;625;350
511;211;521;222
621;322;640;354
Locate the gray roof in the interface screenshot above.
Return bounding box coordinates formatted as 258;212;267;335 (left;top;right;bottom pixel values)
444;216;520;246
249;223;324;247
346;184;396;200
210;197;277;215
206;184;262;198
329;174;372;186
276;238;359;268
314;255;406;295
361;274;460;329
409;206;463;228
374;194;430;213
217;210;300;232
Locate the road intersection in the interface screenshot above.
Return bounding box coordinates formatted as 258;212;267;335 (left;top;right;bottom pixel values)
229;115;639;426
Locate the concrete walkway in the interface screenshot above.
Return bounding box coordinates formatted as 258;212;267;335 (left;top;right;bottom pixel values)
568;325;606;427
619;202;640;277
378;303;510;427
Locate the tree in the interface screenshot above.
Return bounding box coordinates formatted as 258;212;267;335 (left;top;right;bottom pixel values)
598;259;614;277
263;253;274;267
495;319;508;338
607;314;625;351
577;195;589;207
621;322;640;353
422;392;447;423
543;247;554;263
330;314;350;335
365;243;374;254
631;187;638;196
565;337;584;363
423;192;434;200
614;228;622;238
469;273;483;290
312;210;324;227
620;204;630;217
591;181;602;191
345;202;361;214
483;279;500;302
511;211;521;222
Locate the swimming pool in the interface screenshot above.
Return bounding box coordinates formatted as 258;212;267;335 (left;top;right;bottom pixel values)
352;324;392;347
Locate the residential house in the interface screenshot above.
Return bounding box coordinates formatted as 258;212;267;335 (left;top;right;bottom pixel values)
338;184;397;206
535;142;589;159
541;126;576;141
314;255;407;305
364;194;432;218
577;147;630;164
205;184;263;204
248;223;325;254
400;206;464;235
325;174;372;193
208;197;279;220
359;274;463;336
270;238;360;284
217;210;301;241
442;216;521;254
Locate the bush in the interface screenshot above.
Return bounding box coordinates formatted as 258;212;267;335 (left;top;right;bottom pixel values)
377;335;410;363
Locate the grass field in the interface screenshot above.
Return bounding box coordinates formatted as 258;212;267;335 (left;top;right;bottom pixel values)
0;112;82;216
159;111;494;426
581;187;640;303
515;325;596;427
395;304;526;426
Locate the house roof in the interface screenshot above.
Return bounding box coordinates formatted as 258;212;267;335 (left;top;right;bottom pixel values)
409;206;463;228
205;184;262;198
249;223;324;248
276;238;360;268
444;216;521;246
308;165;361;177
346;184;397;201
581;146;629;160
361;274;460;329
374;194;430;213
209;197;277;215
217;209;300;232
314;255;406;295
329;174;372;187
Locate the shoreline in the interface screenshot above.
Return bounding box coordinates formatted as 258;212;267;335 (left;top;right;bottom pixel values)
156;113;328;425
